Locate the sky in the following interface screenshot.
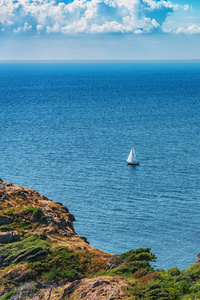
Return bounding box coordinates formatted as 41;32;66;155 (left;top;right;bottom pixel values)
1;0;200;60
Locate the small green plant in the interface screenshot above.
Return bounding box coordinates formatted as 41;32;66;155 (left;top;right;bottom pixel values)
32;208;46;223
0;290;16;300
168;267;181;277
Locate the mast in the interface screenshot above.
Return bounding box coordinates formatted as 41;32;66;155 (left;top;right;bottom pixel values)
132;147;136;161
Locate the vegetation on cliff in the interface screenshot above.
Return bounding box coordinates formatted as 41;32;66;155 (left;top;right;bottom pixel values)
0;180;200;299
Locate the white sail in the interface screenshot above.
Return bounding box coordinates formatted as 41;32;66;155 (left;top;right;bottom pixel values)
127;148;134;163
127;147;139;164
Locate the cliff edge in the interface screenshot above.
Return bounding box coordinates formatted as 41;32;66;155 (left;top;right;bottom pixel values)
1;180;200;300
0;181;129;299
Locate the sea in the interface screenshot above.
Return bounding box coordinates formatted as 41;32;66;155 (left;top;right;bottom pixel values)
0;62;200;270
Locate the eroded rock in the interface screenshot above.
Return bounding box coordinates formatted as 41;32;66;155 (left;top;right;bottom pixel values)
0;216;12;225
196;253;200;263
0;232;20;244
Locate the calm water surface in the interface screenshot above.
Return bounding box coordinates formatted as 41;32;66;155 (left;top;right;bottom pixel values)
0;62;200;270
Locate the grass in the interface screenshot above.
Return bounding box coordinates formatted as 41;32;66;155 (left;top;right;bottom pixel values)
0;206;46;232
0;234;50;266
29;246;108;283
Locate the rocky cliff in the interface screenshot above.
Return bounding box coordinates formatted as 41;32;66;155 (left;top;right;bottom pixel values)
0;181;85;245
0;180;129;299
1;179;200;300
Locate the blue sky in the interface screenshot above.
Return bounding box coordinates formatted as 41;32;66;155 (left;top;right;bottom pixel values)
1;0;200;60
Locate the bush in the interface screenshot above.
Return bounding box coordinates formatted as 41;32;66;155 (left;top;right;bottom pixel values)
32;208;46;223
29;246;82;282
168;267;181;277
29;246;107;283
101;248;156;278
0;290;16;300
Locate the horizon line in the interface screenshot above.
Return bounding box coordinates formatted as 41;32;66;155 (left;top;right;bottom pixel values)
1;59;200;64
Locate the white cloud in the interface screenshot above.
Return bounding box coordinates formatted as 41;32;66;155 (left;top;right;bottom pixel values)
0;0;19;24
36;24;43;32
183;5;190;11
61;18;88;33
13;22;32;32
47;22;61;33
143;0;179;11
152;18;160;28
0;0;195;35
176;24;200;35
90;20;124;33
162;27;172;33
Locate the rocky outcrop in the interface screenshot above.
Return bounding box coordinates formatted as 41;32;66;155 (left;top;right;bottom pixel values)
0;181;113;299
0;216;12;225
0;232;20;244
0;181;78;239
54;277;128;300
196;253;200;264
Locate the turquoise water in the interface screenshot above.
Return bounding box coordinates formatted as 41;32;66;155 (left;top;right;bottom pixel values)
0;62;200;270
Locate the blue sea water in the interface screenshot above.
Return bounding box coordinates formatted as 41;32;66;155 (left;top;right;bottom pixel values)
0;62;200;270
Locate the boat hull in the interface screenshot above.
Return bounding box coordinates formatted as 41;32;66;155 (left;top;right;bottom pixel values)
127;161;139;165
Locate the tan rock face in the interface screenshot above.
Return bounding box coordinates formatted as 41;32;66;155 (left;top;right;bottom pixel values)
0;181;77;239
0;181;113;299
51;277;129;300
1;264;36;282
196;253;200;264
0;181;108;252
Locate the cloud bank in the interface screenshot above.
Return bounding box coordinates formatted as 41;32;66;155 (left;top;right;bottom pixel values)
0;0;193;34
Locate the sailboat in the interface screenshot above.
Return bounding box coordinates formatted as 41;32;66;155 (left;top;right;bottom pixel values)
126;147;139;165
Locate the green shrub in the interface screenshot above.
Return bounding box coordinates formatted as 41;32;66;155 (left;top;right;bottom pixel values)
97;248;156;278
29;246;99;283
0;206;43;232
114;248;156;265
180;281;191;295
168;267;181;277
0;290;16;300
186;263;200;280
44;267;79;283
32;208;46;223
0;234;50;265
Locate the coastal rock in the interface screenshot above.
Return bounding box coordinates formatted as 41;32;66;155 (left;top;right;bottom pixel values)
0;181;78;238
196;253;200;264
0;216;12;225
0;232;20;244
0;181;112;300
63;277;128;300
4;182;13;187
